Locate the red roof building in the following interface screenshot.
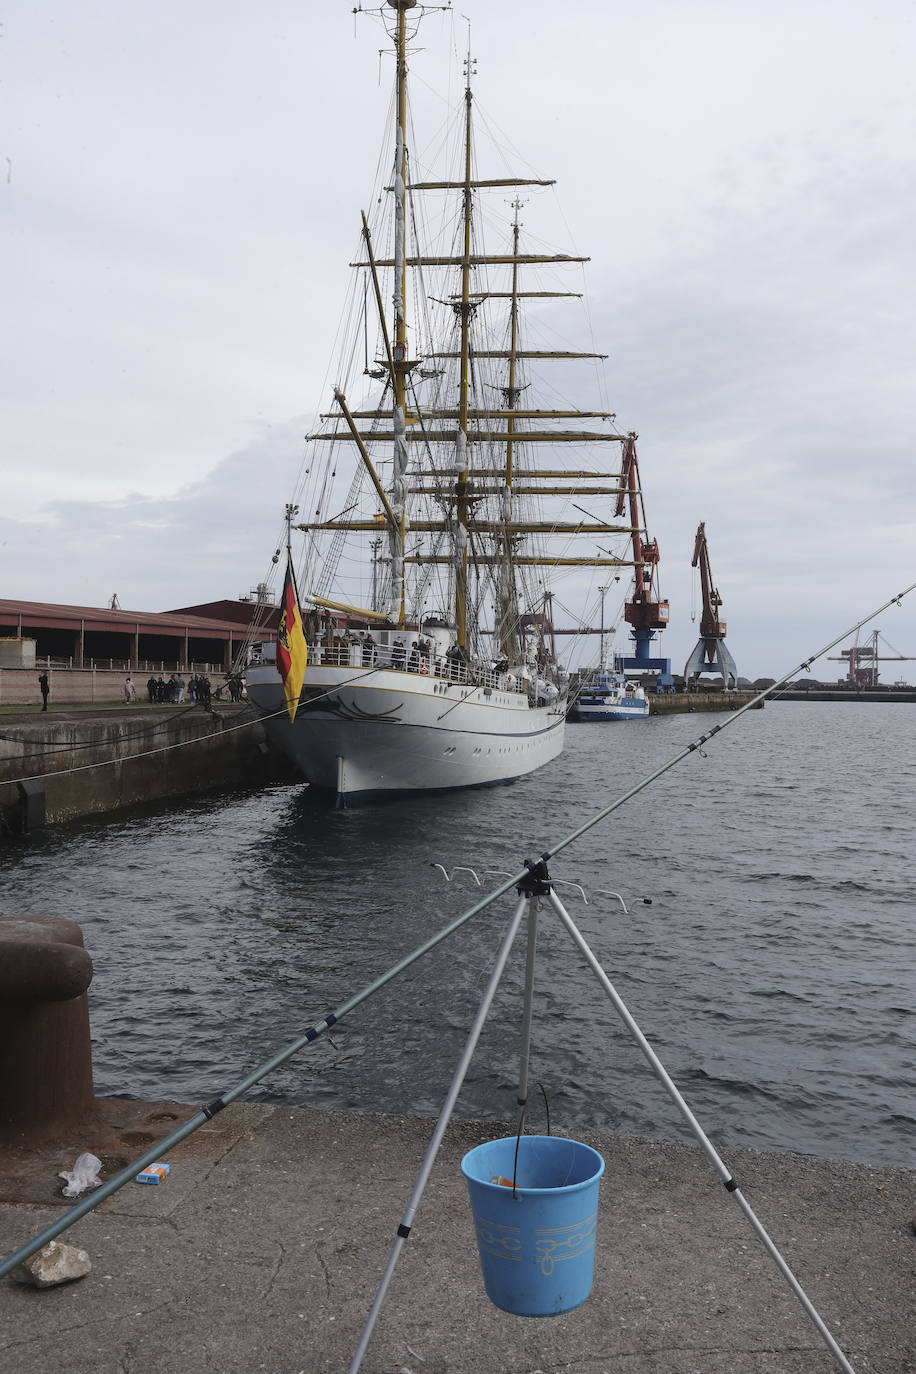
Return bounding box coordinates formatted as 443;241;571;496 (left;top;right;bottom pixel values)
0;598;278;671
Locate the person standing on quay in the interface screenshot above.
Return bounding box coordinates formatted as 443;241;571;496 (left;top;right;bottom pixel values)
38;671;49;711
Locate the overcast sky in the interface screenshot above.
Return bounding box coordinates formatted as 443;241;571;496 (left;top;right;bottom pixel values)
3;0;914;681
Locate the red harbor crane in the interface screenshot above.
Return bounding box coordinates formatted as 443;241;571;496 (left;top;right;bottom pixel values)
684;521;738;688
614;434;673;690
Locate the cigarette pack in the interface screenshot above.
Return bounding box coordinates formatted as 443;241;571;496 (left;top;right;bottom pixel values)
135;1162;171;1185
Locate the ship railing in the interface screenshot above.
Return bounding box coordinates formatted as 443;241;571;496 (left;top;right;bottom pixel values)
306;640;528;693
311;640;461;679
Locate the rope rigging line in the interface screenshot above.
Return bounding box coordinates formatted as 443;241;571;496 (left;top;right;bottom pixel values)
0;707;282;790
0;665;387;790
0;700;209;763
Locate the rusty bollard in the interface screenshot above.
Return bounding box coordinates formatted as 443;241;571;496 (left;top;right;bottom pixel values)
0;916;96;1145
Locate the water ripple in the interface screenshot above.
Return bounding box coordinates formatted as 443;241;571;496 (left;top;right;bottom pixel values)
0;703;913;1167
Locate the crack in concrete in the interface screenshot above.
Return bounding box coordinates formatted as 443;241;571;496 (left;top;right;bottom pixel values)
315;1241;333;1302
263;1238;287;1298
521;1339;826;1368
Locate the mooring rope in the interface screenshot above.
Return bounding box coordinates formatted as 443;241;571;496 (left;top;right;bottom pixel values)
0;704;288;790
1;581;912;1292
0;663;387;789
0;700;210;762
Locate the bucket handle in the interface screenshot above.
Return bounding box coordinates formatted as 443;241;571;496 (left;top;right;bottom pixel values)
511;1081;551;1197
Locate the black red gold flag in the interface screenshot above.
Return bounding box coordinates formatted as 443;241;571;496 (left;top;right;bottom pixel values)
277;559;308;721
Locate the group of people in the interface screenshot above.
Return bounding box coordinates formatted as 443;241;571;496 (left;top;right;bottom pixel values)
320;628;471;679
386;636;433;672
34;668;243;711
144;673;190;704
138;672;244;705
141;673;212;705
222;674;245;702
322;630;376;667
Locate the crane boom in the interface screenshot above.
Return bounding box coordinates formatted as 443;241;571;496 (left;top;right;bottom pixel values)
684;521;738;688
616;434;669;635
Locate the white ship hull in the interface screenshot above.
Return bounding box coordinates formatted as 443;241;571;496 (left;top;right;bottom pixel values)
247;662;566;803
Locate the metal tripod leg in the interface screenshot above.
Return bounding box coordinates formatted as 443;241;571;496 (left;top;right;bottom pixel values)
348;892;528;1373
515;893;540;1137
544;885;856;1374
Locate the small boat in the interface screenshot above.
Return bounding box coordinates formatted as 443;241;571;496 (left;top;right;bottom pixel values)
569;660;649;722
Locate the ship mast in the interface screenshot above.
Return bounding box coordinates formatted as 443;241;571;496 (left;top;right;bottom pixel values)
388;0;415;628
496;201;525;662
300;8;655;639
453;45;475;650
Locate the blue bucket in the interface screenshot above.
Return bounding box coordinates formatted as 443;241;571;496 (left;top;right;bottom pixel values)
460;1135;605;1316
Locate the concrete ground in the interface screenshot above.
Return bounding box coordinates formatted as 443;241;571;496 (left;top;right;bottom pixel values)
0;1100;913;1374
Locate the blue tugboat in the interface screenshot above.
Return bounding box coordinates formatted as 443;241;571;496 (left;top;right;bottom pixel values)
569;657;649;722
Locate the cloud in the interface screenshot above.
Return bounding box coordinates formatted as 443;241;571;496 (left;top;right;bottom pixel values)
0;419;309;611
2;1;914;682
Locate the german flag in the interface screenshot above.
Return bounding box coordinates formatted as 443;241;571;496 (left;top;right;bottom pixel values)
277;558;308;721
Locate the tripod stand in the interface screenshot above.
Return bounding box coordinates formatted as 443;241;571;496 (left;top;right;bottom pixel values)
349;860;857;1374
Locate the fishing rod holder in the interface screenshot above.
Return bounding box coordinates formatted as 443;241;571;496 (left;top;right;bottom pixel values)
516;856;551;898
429;861;650;913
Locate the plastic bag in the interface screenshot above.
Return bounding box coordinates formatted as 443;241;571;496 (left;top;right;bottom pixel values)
59;1152;103;1198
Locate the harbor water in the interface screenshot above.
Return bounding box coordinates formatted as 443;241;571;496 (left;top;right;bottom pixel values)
1;702;912;1168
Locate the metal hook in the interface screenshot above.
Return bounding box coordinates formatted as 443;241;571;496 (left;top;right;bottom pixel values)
550;878;589;904
429;863;482;885
592;889;629;914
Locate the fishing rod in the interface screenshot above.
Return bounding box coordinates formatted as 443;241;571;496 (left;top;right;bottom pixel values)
0;869;523;1279
2;580;912;1280
539;580;915;868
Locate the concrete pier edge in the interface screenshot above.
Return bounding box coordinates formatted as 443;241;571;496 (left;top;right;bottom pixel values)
1;1098;913;1373
0;704;296;829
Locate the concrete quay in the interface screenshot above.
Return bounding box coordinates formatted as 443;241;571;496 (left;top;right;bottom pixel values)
0;704;294;830
647;690;762;715
1;1100;913;1374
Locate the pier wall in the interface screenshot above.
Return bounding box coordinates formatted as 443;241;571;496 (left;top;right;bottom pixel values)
0;706;294;831
0;666;225;709
648;690;762;715
773;687;916;702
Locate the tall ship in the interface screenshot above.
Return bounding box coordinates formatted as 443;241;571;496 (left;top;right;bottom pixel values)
246;0;648;804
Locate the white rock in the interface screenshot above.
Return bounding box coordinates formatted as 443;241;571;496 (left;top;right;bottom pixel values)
11;1240;92;1287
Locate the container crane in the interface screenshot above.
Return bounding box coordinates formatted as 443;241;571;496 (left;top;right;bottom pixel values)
614;434;674;691
828;629;915;687
684;521;738;688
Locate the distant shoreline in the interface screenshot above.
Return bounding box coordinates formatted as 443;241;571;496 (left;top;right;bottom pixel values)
769;688;916;702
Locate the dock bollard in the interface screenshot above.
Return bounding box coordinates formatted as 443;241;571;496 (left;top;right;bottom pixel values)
0;916;96;1145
